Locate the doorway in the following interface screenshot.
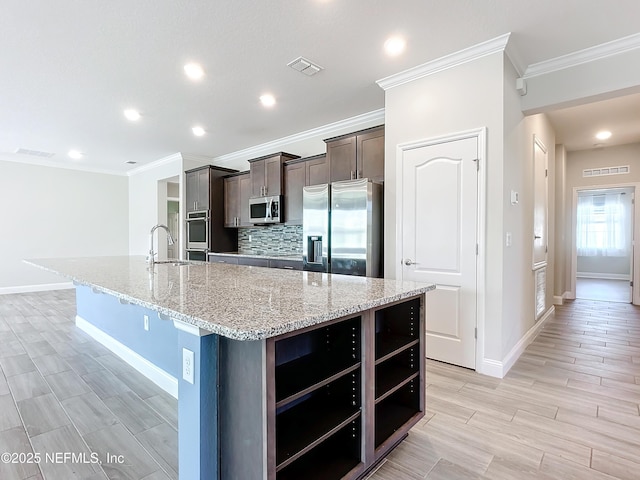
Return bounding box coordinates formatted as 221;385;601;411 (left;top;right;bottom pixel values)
397;129;483;370
574;186;634;303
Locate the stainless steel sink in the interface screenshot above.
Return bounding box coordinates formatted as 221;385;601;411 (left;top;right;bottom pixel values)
153;260;191;266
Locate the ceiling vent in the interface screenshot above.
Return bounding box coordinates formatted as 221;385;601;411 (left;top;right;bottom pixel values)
14;148;55;158
287;56;323;76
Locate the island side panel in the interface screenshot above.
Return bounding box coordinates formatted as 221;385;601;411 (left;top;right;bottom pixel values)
177;330;220;480
74;285;180;394
219;337;267;480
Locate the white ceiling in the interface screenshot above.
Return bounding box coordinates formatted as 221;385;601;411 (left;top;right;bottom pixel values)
1;0;640;174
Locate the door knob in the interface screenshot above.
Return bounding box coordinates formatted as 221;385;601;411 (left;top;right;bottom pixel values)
534;235;542;239
404;259;419;266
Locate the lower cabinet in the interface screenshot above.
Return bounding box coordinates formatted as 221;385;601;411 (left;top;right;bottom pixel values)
238;257;270;267
208;254;239;264
218;294;424;480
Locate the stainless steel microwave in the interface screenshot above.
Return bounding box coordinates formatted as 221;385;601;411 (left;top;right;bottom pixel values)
249;195;282;224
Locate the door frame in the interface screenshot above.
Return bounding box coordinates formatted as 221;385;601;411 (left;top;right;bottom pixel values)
395;127;486;372
570;182;640;304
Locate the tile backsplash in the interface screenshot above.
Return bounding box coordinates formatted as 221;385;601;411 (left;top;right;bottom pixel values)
238;225;303;256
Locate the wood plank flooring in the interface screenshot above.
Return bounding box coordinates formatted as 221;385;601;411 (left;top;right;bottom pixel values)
0;290;177;480
368;299;640;480
1;291;639;479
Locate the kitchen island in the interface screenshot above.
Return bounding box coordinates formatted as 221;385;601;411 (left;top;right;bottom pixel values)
26;256;434;480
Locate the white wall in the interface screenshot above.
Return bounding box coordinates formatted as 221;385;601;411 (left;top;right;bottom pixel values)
554;145;568;297
128;156;186;258
383;52;506;366
0;160;128;292
502;112;556;359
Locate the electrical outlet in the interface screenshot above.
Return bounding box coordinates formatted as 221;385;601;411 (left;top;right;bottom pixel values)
143;315;149;331
506;232;512;247
249;235;252;242
182;348;194;384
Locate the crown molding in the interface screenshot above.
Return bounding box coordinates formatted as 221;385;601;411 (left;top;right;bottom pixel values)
126;152;183;176
0;154;126;176
524;32;640;79
181;153;214;165
213;109;385;164
377;33;511;91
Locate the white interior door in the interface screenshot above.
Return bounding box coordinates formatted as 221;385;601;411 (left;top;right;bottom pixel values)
400;135;478;369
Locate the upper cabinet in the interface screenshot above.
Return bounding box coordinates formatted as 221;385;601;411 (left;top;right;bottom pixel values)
325;125;384;183
185;167;211;212
284;154;328;225
224;172;251;228
249;152;299;197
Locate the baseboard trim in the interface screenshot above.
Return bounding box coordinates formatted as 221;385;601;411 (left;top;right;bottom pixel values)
0;282;74;295
479;306;555;379
577;272;630;280
75;315;178;399
553;295;564;305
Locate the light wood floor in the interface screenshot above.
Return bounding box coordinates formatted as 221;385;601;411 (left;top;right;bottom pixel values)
369;299;640;480
577;278;631;303
1;291;639;480
0;290;177;480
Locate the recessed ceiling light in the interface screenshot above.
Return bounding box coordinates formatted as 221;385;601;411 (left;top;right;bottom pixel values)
260;94;276;108
192;126;206;137
184;63;204;80
68;150;83;160
124;109;141;121
384;36;406;56
595;130;612;140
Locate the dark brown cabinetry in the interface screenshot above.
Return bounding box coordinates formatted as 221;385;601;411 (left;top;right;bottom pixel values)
218;294;424;480
284;154;328;225
186;167;212;213
208;254;239;264
325;126;384;183
185;165;239;253
250;152;300;198
224;172;251;228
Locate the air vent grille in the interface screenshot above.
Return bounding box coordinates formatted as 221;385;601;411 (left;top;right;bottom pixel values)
583;165;630;177
125;161;137;165
15;148;55;158
287;56;323;76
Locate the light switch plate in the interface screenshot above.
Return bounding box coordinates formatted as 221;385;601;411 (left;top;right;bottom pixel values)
143;315;149;331
510;190;519;205
182;348;194;384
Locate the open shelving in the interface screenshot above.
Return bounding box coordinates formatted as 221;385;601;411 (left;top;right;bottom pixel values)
373;298;422;452
273;316;363;479
260;294;424;480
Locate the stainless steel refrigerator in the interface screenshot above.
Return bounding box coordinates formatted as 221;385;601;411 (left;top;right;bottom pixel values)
303;178;382;277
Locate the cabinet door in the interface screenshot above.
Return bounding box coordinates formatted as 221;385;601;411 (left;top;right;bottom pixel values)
224;177;240;227
208;255;239;264
196;168;210;211
269;259;303;270
357;129;384;182
186;171;198;212
239;174;252;226
238;257;270;267
306;155;329;186
327;136;357;183
250;159;266;197
284;162;305;225
264;156;283;196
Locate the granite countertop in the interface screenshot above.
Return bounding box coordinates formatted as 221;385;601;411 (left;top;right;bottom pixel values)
26;256;434;341
208;252;302;261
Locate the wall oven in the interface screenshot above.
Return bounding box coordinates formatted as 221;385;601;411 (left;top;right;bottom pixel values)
249;195;282;224
186;210;209;250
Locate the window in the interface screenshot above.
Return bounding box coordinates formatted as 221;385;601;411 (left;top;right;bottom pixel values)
576;193;628;257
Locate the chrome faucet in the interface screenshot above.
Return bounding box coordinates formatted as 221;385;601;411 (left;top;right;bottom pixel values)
147;224;175;265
